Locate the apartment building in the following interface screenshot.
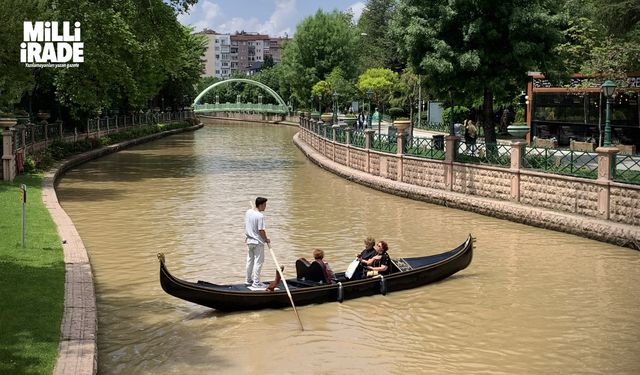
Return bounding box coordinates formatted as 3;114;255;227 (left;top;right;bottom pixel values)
199;30;289;78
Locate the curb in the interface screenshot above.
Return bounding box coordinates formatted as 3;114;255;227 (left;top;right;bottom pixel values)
45;124;202;375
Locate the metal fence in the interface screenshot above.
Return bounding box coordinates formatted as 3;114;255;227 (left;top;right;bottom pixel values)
5;111;193;158
522;146;599;179
372;134;397;153
351;130;366;148
455;141;511;167
405;136;445;160
615;154;640;184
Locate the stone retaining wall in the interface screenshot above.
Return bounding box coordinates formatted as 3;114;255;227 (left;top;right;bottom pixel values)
295;119;640;249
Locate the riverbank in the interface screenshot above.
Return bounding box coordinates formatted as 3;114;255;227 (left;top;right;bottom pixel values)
0;122;202;375
293;132;640;249
0;173;65;375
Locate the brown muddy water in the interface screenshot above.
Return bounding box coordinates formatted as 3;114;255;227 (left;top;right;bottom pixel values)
55;120;640;374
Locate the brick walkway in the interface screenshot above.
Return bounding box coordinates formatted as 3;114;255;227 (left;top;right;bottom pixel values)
43;124;202;375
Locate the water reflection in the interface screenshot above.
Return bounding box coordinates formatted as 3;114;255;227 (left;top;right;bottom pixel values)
56;121;640;374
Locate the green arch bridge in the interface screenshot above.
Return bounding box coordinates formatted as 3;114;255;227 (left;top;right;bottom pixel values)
192;78;290;114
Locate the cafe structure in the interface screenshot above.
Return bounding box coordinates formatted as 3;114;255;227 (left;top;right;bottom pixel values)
525;72;640;153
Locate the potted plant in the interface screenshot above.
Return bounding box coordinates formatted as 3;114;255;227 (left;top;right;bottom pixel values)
343;113;357;126
393;117;412;133
320;112;333;123
507;107;529;138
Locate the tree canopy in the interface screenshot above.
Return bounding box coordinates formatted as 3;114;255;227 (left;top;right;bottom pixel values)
0;0;205;120
280;10;360;108
392;0;565;142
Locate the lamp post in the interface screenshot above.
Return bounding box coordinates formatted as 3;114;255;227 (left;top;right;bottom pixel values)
317;93;322;113
601;80;616;147
366;90;373;129
332;91;338;125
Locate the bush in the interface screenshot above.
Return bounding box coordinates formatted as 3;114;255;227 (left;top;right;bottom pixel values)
387;107;405;120
442;106;469;125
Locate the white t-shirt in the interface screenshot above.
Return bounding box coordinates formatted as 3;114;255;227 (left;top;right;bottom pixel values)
245;208;266;244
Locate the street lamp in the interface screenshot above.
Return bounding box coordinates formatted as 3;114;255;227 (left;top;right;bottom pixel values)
601;80;616;147
332;91;338;125
366;90;373;129
317;93;322;113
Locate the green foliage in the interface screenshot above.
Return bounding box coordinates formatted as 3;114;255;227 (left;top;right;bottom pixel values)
358;0;401;71
280;10;360;108
442;106;469;125
0;0;50;112
393;0;565;143
357;68;398;110
0;0;205;118
387;107;404;120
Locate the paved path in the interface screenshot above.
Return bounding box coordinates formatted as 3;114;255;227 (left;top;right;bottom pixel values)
44;124;202;375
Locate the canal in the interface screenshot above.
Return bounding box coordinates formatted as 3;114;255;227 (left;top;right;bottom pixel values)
56;120;640;374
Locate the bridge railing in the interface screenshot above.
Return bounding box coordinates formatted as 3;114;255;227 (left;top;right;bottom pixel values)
194;102;289;114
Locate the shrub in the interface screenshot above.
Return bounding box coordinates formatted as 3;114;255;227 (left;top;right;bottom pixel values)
442;106;469;125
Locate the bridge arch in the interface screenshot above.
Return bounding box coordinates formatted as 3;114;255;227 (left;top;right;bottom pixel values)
193;78;289;114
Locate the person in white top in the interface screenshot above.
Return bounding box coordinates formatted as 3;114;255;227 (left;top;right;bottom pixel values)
245;197;270;288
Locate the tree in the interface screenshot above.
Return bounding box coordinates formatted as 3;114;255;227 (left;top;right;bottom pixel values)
0;0;50;113
357;68;398;127
280;10;360;108
358;0;402;71
393;0;565;143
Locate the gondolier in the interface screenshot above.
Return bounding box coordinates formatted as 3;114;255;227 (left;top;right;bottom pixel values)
245;197;270;289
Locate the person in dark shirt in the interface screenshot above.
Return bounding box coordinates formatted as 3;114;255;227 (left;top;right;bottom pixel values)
361;240;391;277
348;237;377;280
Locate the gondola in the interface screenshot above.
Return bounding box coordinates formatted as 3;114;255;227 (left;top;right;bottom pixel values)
158;234;474;312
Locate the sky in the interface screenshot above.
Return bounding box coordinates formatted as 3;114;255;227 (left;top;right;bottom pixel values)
177;0;366;37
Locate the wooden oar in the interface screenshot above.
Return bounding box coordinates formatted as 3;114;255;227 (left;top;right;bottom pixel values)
266;243;304;331
249;201;304;331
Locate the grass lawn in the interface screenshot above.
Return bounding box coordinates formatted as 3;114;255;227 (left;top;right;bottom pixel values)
0;174;64;375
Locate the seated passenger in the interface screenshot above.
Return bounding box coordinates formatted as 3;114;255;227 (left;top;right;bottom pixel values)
348;236;377;280
313;249;336;284
360;240;390;277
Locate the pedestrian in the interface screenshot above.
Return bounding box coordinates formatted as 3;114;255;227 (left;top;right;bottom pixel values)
464;120;478;155
244;197;270;289
358;111;366;129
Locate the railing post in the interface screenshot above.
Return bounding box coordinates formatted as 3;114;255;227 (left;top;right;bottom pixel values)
444;135;459;191
364;129;376;174
332;124;339;143
595;146;619;220
509;141;526;202
2;118;17;181
396;128;407;181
